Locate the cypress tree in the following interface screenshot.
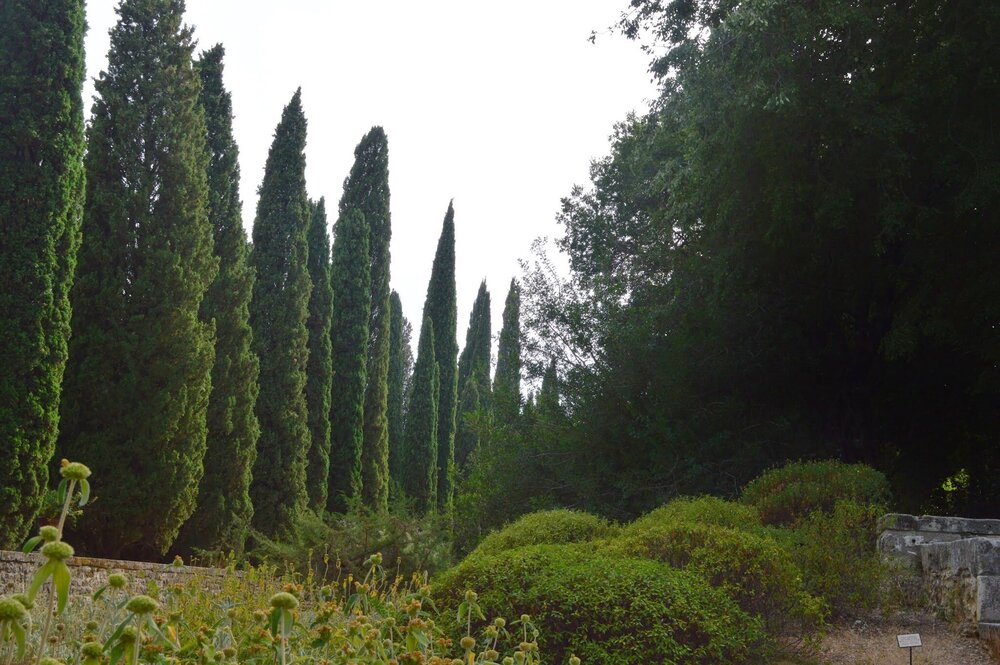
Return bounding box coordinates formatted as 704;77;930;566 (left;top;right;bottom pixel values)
455;281;492;467
493;278;522;424
388;291;406;487
401;317;439;512
421;203;459;512
0;0;85;549
174;44;259;557
305;198;334;510
340;127;392;510
327;209;371;512
58;0;217;558
248;90;311;538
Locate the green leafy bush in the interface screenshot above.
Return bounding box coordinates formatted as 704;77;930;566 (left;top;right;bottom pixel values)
629;496;762;531
468;509;616;558
740;460;890;526
603;521;826;641
434;543;769;665
790;500;886;617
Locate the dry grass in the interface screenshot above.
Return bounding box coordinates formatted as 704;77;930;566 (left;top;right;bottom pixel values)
807;612;997;665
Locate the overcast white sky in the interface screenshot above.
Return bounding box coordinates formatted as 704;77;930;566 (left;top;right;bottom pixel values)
83;1;656;357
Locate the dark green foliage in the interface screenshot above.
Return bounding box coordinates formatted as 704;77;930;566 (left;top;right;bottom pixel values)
434;544;768;665
469;509;616;559
604;520;826;639
174;45;259;557
327;209;371;512
630;496;762;532
455;281;491;467
387;291;406;488
401;317;439;512
740;460;891;527
305;198;333;510
492;279;521;424
340;127;392;511
421;203;459;513
58;0;217;557
251;504;452;583
522;0;1000;517
248;90;311;538
0;0;85;548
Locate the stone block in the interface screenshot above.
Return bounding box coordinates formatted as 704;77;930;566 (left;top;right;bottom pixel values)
979;575;1000;623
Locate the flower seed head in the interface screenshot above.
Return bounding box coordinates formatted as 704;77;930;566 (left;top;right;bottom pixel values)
464;590;478;603
60;462;91;480
494;617;505;628
222;647;237;658
120;626;138;643
569;656;581;665
503;659;514;665
39;658;65;665
520;614;530;624
40;525;60;542
269;592;298;610
0;598;27;621
460;636;476;651
126;595;159;615
81;642;104;658
41;541;73;561
12;593;33;610
86;620;99;631
108;573;127;589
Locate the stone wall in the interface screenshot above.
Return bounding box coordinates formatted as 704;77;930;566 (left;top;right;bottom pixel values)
879;513;1000;639
0;549;226;598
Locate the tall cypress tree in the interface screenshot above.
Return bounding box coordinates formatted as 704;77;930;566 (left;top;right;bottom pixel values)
248;90;311;538
0;0;85;549
493;278;522;424
420;203;459;512
327;209;371;512
455;281;492;467
340;127;391;510
388;291;407;487
305;198;333;510
174;44;259;557
58;0;217;558
401;317;439;512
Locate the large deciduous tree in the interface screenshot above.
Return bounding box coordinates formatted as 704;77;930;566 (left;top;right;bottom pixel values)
339;127;392;510
248;90;311;538
305;198;333;510
174;44;259;557
0;0;86;549
327;209;371;512
58;0;217;558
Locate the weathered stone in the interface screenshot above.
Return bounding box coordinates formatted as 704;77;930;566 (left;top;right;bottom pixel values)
0;549;226;598
978;576;1000;623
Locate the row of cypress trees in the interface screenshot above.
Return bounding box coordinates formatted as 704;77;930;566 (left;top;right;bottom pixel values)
1;0;525;559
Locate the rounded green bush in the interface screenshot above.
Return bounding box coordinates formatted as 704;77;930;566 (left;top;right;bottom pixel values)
601;521;825;639
469;509;616;558
740;460;890;526
629;496;762;532
434;544;768;665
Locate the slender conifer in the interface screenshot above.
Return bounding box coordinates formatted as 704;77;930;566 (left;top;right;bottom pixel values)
388;292;407;487
248;90;311;538
402;317;440;512
58;0;217;557
493;279;522;424
455;281;492;467
305;198;334;510
0;0;86;549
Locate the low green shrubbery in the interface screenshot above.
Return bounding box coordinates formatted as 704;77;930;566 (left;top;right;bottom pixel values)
602;521;826;642
433;543;769;665
740;459;891;527
629;495;762;532
789;499;886;618
468;509;616;558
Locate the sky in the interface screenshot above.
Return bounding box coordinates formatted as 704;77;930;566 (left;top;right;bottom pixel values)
82;0;658;358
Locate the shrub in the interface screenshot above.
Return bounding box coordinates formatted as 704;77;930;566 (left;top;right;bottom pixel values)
791;499;886;617
603;521;825;641
740;460;891;526
434;544;769;665
468;509;616;558
629;496;762;532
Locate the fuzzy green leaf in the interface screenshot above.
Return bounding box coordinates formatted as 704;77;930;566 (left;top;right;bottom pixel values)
53;561;71;613
10;620;25;659
22;536;42;553
28;560;55;601
78;478;90;506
